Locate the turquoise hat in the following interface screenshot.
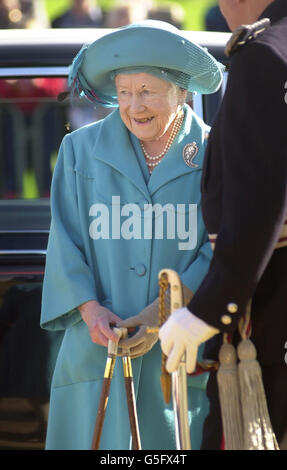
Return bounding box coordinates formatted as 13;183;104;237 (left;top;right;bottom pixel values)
68;20;225;107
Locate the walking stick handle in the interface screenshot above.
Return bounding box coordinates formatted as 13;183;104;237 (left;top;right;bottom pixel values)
108;327;124;355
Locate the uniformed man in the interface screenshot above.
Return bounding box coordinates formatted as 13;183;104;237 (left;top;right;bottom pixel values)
159;0;287;449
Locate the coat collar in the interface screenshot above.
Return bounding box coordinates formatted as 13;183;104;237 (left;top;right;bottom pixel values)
93;105;208;198
93;109;149;200
147;104;207;196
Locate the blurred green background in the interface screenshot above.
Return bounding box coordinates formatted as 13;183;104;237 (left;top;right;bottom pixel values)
44;0;218;31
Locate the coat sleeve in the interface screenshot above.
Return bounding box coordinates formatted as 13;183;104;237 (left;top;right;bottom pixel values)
180;235;213;294
179;127;213;295
188;41;287;333
180;125;213;294
41;133;99;331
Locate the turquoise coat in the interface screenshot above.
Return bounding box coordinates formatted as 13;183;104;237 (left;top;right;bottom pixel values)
41;104;212;450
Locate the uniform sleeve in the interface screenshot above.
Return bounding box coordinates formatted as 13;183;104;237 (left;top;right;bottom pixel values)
188;41;287;333
41;133;99;331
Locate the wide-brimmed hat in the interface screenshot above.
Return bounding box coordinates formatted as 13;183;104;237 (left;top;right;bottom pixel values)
67;20;225;107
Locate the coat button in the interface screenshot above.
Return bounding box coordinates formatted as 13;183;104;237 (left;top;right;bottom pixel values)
134;264;146;276
221;315;232;325
227;302;238;314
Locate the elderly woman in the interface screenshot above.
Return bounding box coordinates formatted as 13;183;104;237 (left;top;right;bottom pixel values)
41;20;224;450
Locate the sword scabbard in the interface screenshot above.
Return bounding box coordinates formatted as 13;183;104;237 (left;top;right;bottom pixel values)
158;269;192;451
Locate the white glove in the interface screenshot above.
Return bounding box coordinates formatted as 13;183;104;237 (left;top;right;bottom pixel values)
159;307;219;374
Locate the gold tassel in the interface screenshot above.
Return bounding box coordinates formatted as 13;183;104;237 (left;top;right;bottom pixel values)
237;338;279;450
217;335;244;450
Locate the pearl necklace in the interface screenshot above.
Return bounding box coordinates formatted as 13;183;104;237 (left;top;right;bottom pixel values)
140;111;184;174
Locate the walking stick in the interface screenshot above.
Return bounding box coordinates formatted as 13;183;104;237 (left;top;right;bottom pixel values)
122;348;142;450
91;327;142;450
91;327;122;450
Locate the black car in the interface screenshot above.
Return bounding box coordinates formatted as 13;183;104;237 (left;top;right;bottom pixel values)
0;27;230;449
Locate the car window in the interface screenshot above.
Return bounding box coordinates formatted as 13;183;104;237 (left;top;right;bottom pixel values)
0;74;228;201
0;76;115;200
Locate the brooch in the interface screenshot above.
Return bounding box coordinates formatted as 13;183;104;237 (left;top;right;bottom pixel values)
183;142;199;168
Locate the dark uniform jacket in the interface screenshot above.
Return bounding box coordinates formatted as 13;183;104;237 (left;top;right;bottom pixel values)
188;0;287;366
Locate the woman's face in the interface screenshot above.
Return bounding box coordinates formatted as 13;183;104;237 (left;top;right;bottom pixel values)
115;72;185;142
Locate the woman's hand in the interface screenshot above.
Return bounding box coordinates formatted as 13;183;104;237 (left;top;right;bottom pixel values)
79;300;122;347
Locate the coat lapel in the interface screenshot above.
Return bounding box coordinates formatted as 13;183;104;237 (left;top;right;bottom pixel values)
147;105;207;196
93;109;150;200
92;105;207;200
